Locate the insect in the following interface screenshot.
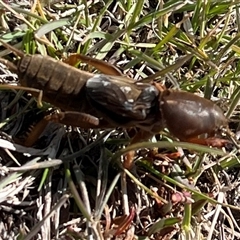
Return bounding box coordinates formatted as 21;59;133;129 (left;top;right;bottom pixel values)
0;39;229;148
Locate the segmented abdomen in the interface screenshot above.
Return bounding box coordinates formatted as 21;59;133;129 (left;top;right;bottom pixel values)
17;54;95;113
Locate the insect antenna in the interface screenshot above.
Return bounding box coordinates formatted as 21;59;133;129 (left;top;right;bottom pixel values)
0;40;23;74
0;39;25;73
0;57;18;72
0;38;24;58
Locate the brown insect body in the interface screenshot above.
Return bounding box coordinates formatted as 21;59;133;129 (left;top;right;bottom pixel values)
17;54;161;129
0;43;161;131
0;40;229;146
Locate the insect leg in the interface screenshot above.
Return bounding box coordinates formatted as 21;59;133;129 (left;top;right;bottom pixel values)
124;129;154;169
20;118;49;147
183;137;230;147
44;111;100;128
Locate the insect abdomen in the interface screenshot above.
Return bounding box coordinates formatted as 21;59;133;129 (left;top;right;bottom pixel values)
18;54;95;112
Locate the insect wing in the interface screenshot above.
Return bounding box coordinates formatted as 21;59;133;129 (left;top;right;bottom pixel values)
85;75;159;120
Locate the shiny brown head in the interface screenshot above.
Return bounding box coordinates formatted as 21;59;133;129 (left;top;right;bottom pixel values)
159;90;228;141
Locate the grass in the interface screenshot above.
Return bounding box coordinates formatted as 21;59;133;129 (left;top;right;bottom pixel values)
0;0;239;239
